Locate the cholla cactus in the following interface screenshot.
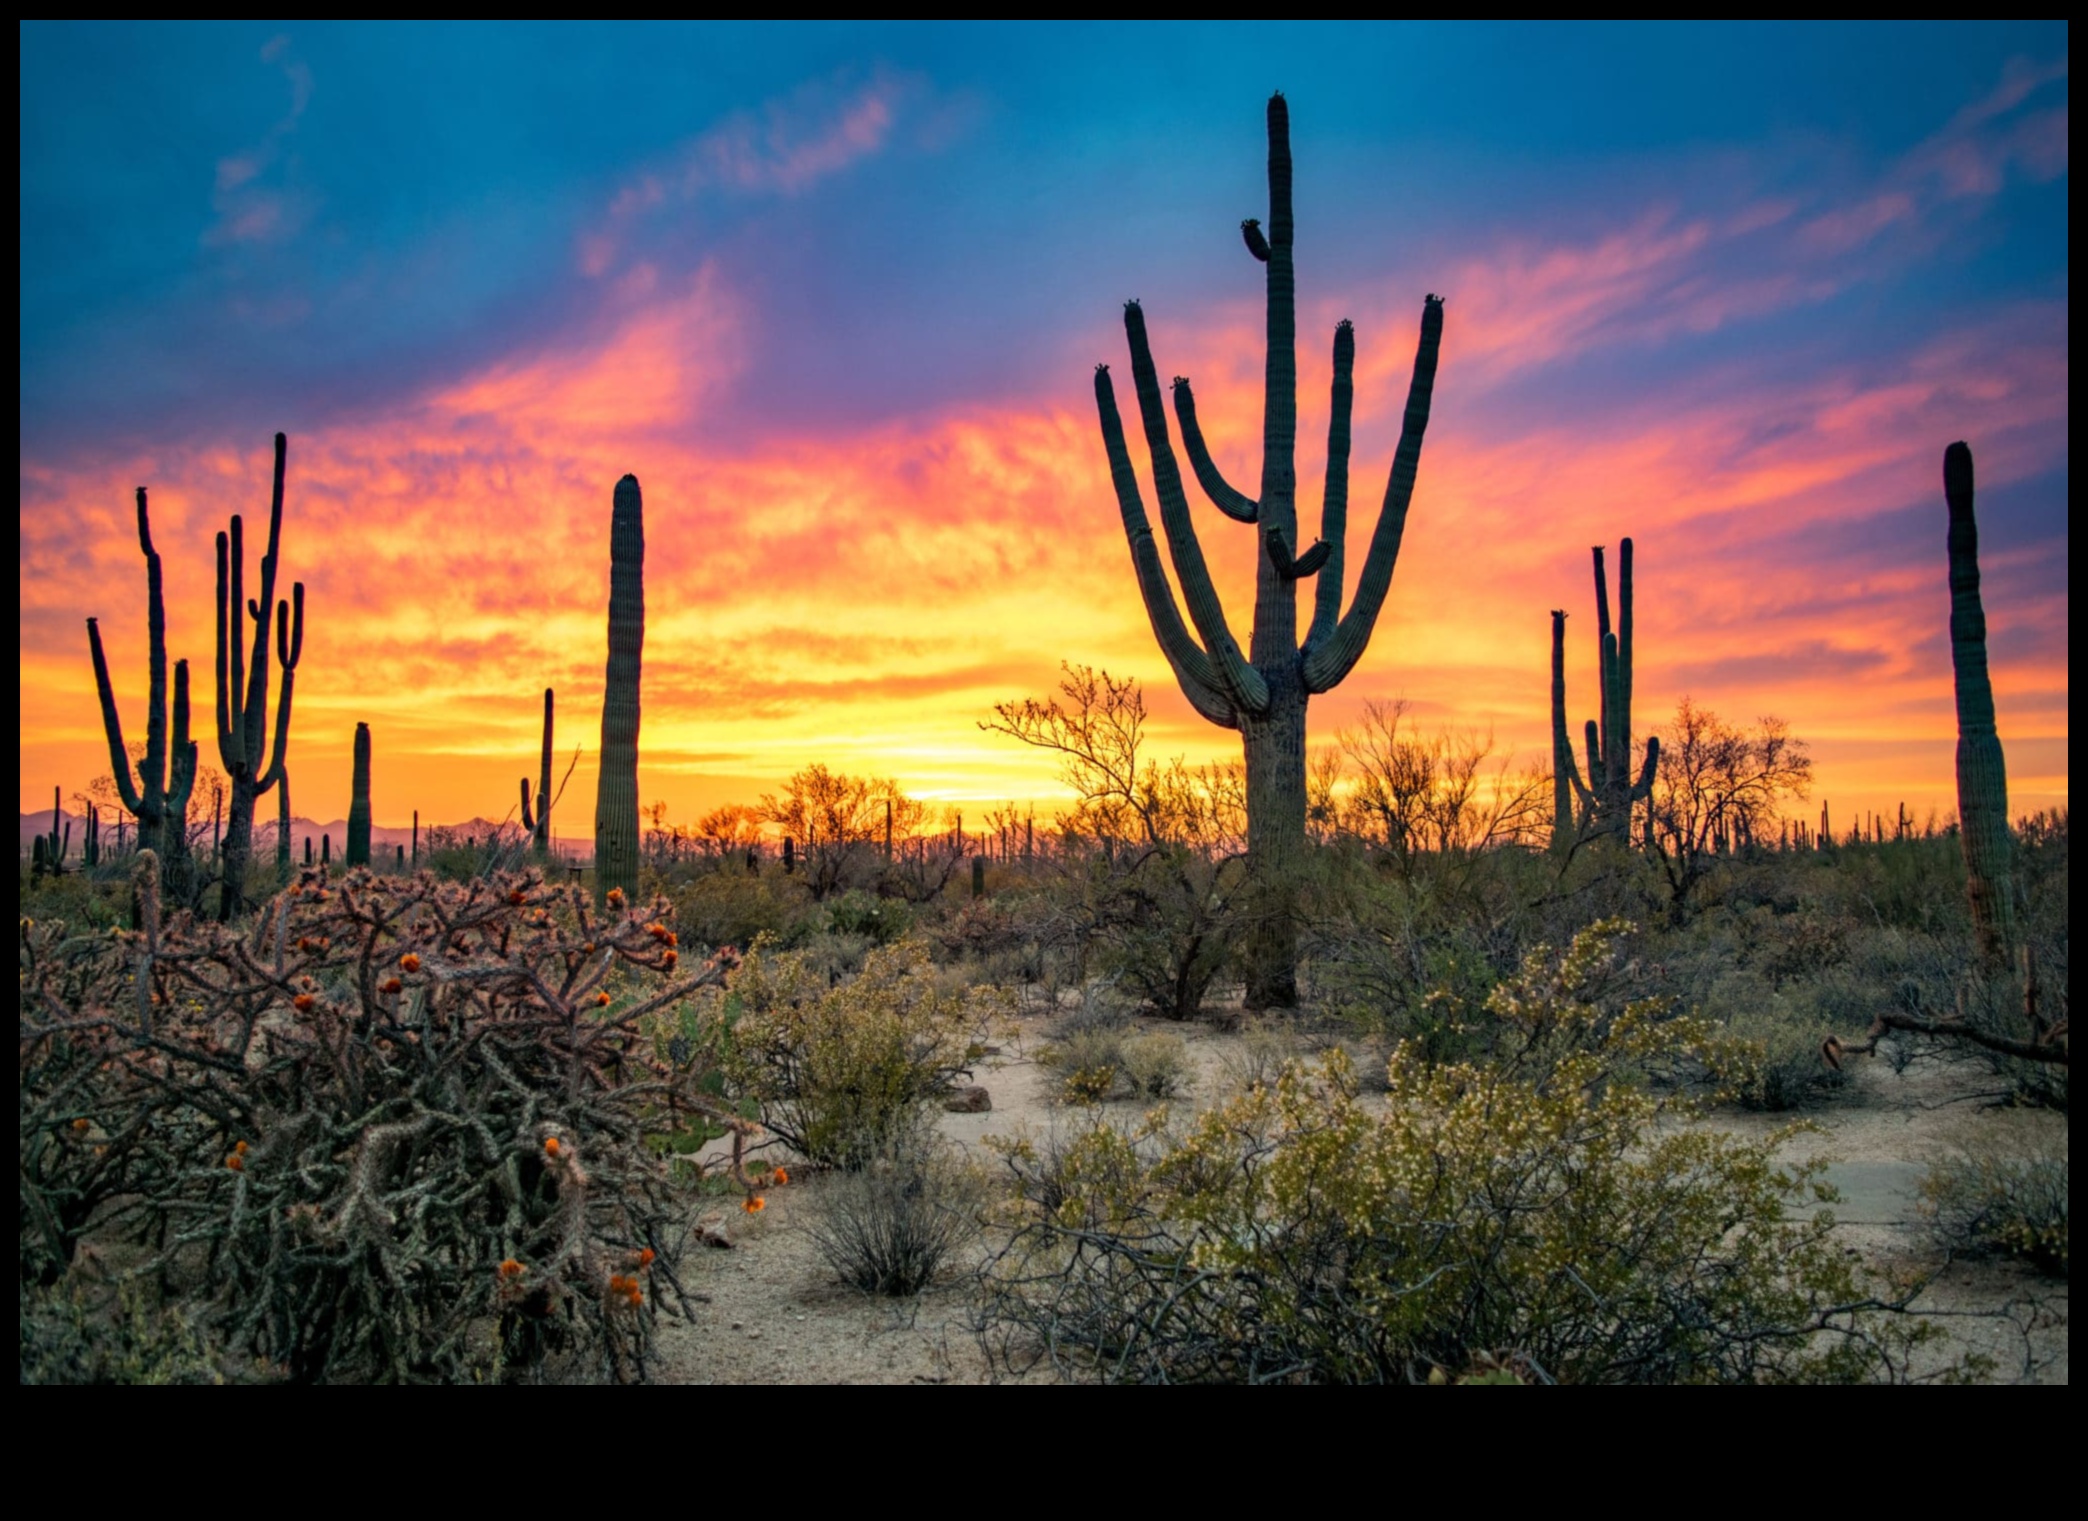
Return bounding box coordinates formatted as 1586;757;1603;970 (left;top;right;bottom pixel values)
595;477;645;903
88;488;199;888
20;862;739;1380
1096;94;1446;1007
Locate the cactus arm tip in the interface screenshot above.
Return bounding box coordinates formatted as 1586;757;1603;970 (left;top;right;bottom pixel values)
1171;375;1260;522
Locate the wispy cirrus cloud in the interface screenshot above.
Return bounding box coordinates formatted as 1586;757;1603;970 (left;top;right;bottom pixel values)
202;34;315;249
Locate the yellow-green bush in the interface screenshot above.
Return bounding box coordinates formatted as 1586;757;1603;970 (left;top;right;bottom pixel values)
979;921;1961;1384
721;940;1005;1168
1921;1138;2068;1277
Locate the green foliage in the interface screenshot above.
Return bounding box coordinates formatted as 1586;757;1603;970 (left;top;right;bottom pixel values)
720;939;1004;1168
826;888;916;944
665;865;821;953
20;1278;225;1386
979;922;1961;1384
1921;1137;2068;1277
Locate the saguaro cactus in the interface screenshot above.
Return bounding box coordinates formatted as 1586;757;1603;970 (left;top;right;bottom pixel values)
594;476;645;902
276;769;292;873
1549;610;1574;848
1096;94;1445;1007
1557;541;1658;847
214;433;307;918
1944;442;2015;959
88;488;200;886
347;723;372;866
520;688;555;859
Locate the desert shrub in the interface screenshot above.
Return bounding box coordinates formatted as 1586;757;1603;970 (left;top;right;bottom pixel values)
1709;1005;1845;1110
809;1131;986;1295
20;855;739;1383
20;1278;225;1385
668;868;820;953
1921;1138;2068;1277
1121;1032;1192;1098
977;921;1959;1384
825;888;916;945
1037;1025;1189;1104
1218;1021;1296;1094
720;939;1002;1168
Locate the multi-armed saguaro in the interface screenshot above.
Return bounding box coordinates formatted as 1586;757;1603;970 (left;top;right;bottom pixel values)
89;488;200;886
1944;442;2014;959
520;688;555;860
594;476;645;902
215;433;306;917
1095;93;1445;1006
1552;540;1658;848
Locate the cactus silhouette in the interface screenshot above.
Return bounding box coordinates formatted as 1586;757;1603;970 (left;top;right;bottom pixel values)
88;487;200;890
520;688;555;859
594;476;645;902
1095;94;1445;1007
1944;442;2014;958
276;769;292;873
213;433;306;918
347;723;372;867
1556;541;1658;847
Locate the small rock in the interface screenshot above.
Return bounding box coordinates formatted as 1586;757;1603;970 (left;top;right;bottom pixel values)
942;1084;992;1114
697;1218;734;1249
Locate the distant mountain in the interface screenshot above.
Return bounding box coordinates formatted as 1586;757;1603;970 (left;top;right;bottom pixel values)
22;811;583;863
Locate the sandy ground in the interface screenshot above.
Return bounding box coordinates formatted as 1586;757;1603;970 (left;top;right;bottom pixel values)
652;1002;2067;1384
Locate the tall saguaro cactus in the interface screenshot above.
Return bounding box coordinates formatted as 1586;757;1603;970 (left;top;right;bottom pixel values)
1549;610;1575;848
215;433;307;917
347;723;372;867
1556;540;1658;847
594;476;645;902
1944;442;2014;959
1095;93;1445;1007
88;488;200;887
520;688;555;859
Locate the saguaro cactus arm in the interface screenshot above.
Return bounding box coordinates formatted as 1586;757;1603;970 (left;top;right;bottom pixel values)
1169;379;1259;522
1263;527;1329;580
1121;301;1268;714
1301;294;1445;693
1944;440;2015;956
1306;321;1356;651
88;619;147;816
1094;365;1241;728
255;586;303;792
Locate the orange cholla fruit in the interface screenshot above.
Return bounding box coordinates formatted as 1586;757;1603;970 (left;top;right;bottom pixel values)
607;887;626;906
499;1258;525;1279
772;1168;790;1186
544;1137;562;1157
226;1154;244;1172
292;993;316;1012
645;922;668;939
743;1195;766;1214
509;889;527;905
637;1247;656;1266
399;953;421;972
235;1140;250;1155
70;1117;91;1133
380;977;402;995
660;949;677;969
608;1274;633;1294
594;991;612;1007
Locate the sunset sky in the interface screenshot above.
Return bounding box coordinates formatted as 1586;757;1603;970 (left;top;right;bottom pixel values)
20;22;2069;836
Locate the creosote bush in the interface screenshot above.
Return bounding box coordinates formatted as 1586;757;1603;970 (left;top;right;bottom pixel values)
978;921;1963;1384
719;939;1006;1169
1038;1026;1193;1104
20;854;741;1382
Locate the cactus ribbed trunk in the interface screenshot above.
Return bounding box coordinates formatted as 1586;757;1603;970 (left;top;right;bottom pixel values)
276;770;292;873
1094;94;1444;1008
214;434;305;919
1549;609;1575;848
1944;442;2014;960
595;475;645;903
88;487;199;897
520;688;554;859
1559;541;1657;848
347;722;372;866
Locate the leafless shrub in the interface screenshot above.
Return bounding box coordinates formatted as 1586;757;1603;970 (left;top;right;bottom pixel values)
809;1133;985;1296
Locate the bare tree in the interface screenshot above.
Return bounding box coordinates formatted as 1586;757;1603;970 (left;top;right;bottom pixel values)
1647;699;1811;918
760;764;928;900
